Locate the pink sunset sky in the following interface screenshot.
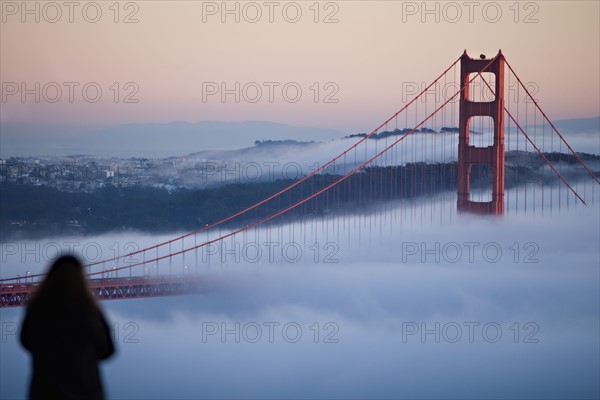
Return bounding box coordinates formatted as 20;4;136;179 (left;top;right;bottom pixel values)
1;0;599;133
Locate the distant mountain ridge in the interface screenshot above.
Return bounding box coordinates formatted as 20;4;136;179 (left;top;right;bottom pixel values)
550;116;600;133
0;121;344;158
1;116;597;158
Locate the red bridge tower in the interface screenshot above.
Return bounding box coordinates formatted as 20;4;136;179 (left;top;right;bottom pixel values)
457;50;505;215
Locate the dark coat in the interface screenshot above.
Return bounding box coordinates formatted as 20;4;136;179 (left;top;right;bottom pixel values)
20;302;115;400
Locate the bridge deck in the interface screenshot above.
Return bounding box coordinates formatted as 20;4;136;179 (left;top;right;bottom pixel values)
0;275;208;308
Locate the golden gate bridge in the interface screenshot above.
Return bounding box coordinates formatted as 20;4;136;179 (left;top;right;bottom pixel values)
2;51;599;307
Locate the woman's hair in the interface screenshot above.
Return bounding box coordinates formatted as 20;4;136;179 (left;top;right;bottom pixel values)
28;255;98;312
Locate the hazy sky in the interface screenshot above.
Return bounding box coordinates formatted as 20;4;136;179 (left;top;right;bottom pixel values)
1;1;599;133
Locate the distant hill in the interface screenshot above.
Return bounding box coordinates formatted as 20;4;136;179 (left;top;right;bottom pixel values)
550;116;600;134
1;116;597;158
0;121;344;158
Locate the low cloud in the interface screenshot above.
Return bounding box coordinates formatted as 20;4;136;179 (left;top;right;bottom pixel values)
2;197;598;399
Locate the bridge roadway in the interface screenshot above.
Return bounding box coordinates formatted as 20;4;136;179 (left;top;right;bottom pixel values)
0;275;208;308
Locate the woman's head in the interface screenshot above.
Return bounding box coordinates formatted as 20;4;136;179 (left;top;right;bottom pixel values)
29;255;97;310
46;255;85;279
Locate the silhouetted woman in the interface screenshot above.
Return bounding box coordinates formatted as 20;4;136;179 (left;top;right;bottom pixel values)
21;255;115;400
